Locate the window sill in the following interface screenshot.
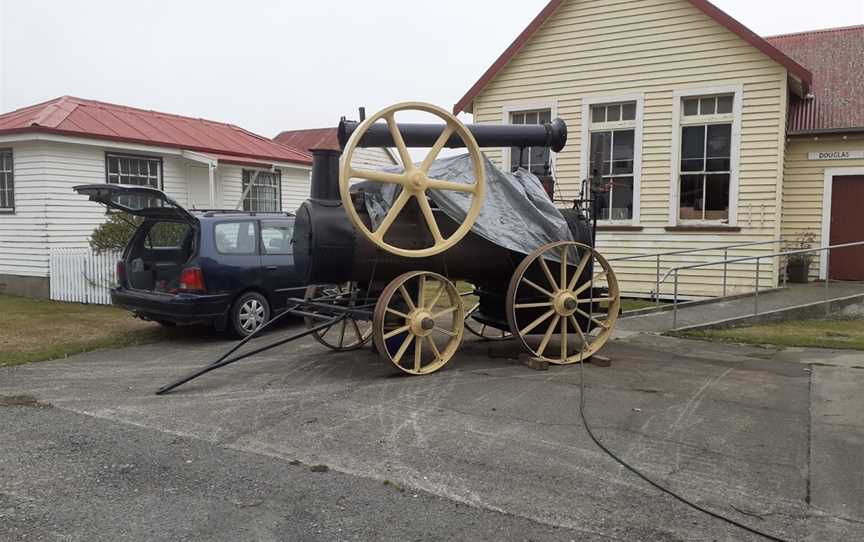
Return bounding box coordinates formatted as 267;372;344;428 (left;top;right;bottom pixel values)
665;225;741;233
596;225;643;232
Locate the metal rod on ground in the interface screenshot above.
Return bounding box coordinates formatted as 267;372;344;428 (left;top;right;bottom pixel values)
655;255;661;305
722;248;728;297
156;316;343;395
754;258;760;315
673;270;679;330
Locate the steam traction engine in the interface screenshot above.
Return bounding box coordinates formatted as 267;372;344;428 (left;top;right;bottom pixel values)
160;102;619;393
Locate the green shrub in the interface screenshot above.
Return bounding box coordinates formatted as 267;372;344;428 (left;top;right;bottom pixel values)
89;213;142;253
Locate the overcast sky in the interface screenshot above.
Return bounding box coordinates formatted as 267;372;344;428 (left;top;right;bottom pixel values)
1;0;862;138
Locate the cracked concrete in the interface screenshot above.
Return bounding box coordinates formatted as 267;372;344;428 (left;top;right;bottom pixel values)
1;327;862;541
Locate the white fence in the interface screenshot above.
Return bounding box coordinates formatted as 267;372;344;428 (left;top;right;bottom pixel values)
49;248;121;305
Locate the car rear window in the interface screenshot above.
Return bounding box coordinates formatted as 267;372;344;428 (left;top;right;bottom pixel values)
215;221;257;254
146;222;192;249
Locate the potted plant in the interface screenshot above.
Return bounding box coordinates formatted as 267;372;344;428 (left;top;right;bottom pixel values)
785;232;816;284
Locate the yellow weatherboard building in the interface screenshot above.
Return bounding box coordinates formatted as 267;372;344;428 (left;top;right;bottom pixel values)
455;0;864;298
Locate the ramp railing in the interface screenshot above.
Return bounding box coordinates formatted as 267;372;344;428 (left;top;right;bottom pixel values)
656;241;864;330
607;239;786;303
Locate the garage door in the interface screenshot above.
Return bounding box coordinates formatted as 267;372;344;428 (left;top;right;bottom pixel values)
829;175;864;280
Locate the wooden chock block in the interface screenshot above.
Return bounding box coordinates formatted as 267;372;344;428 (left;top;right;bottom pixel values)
588;355;612;367
524;357;550;371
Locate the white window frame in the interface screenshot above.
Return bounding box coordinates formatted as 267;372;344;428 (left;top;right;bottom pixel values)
105;153;163;189
670;85;743;227
580;93;644;226
820;167;864;279
501;100;559;178
0;148;13;213
242;168;282;212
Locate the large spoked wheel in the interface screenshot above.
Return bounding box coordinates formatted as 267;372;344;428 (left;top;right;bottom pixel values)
373;271;464;375
304;283;373;351
506;242;620;364
339;102;486;258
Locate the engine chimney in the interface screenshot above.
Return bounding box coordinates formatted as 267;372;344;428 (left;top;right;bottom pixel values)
309;148;341;201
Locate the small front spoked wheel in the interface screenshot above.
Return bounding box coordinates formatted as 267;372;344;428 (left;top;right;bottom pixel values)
373;271;464;375
304;282;373;351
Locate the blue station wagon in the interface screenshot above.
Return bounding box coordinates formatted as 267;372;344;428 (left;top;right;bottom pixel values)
75;184;305;337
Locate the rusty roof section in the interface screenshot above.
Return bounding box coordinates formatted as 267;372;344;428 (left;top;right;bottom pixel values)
273;127;341;151
767;25;864;134
0;96;312;166
453;0;814;115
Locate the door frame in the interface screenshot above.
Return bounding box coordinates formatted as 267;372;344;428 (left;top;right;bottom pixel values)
820;167;864;279
187;163;217;210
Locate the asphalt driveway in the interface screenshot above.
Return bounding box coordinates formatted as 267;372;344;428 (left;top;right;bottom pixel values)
1;327;862;541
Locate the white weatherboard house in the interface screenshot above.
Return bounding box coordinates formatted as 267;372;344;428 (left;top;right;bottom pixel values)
0;96;321;299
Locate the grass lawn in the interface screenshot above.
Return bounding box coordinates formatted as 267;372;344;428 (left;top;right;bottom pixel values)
620;298;659;312
0;294;179;367
677;318;864;350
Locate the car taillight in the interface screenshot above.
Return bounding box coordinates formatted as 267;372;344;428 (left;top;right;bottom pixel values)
116;260;126;286
179;267;206;292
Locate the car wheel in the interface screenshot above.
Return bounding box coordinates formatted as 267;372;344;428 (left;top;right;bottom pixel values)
231;292;270;338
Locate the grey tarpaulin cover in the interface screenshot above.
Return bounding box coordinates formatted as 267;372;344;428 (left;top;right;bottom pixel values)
357;153;572;256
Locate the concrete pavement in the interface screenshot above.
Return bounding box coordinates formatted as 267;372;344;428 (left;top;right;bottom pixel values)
1;328;862;541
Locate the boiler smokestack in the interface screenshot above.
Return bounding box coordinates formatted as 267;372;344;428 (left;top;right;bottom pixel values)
309;148;341;201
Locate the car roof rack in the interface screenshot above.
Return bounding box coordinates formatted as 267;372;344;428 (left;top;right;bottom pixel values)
193;209;295;218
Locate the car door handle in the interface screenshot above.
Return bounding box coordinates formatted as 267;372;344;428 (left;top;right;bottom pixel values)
266;265;278;271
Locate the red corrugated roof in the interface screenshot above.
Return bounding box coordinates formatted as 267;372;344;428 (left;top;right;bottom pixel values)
767;25;864;134
0;96;313;166
273;127;341;151
453;0;813;115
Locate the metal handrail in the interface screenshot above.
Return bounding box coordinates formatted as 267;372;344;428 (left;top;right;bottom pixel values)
606;239;787;301
663;240;864;329
607;239;785;262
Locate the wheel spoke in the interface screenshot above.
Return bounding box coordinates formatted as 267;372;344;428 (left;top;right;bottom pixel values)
514;302;553;309
433;305;457;319
536;314;560;356
386;113;414;170
420;124;455;172
338;319;347;348
373;190;411;241
574;307;610;329
538;257;558;291
392;333;414;364
383;325;410;340
567;251;592;291
399;285;416;311
425;336;441;361
417;195;445;243
560;247;568;290
427;284;445;309
350;167;407;186
520;309;555;335
569;315;587;348
414;337;423;372
387;307;409;318
426;179;476;194
432;326;456;337
522;278;554;298
560;316;568;361
351;319;364;343
418;275;426;309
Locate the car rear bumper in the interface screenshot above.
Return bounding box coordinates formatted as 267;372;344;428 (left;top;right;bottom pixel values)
111;288;231;325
